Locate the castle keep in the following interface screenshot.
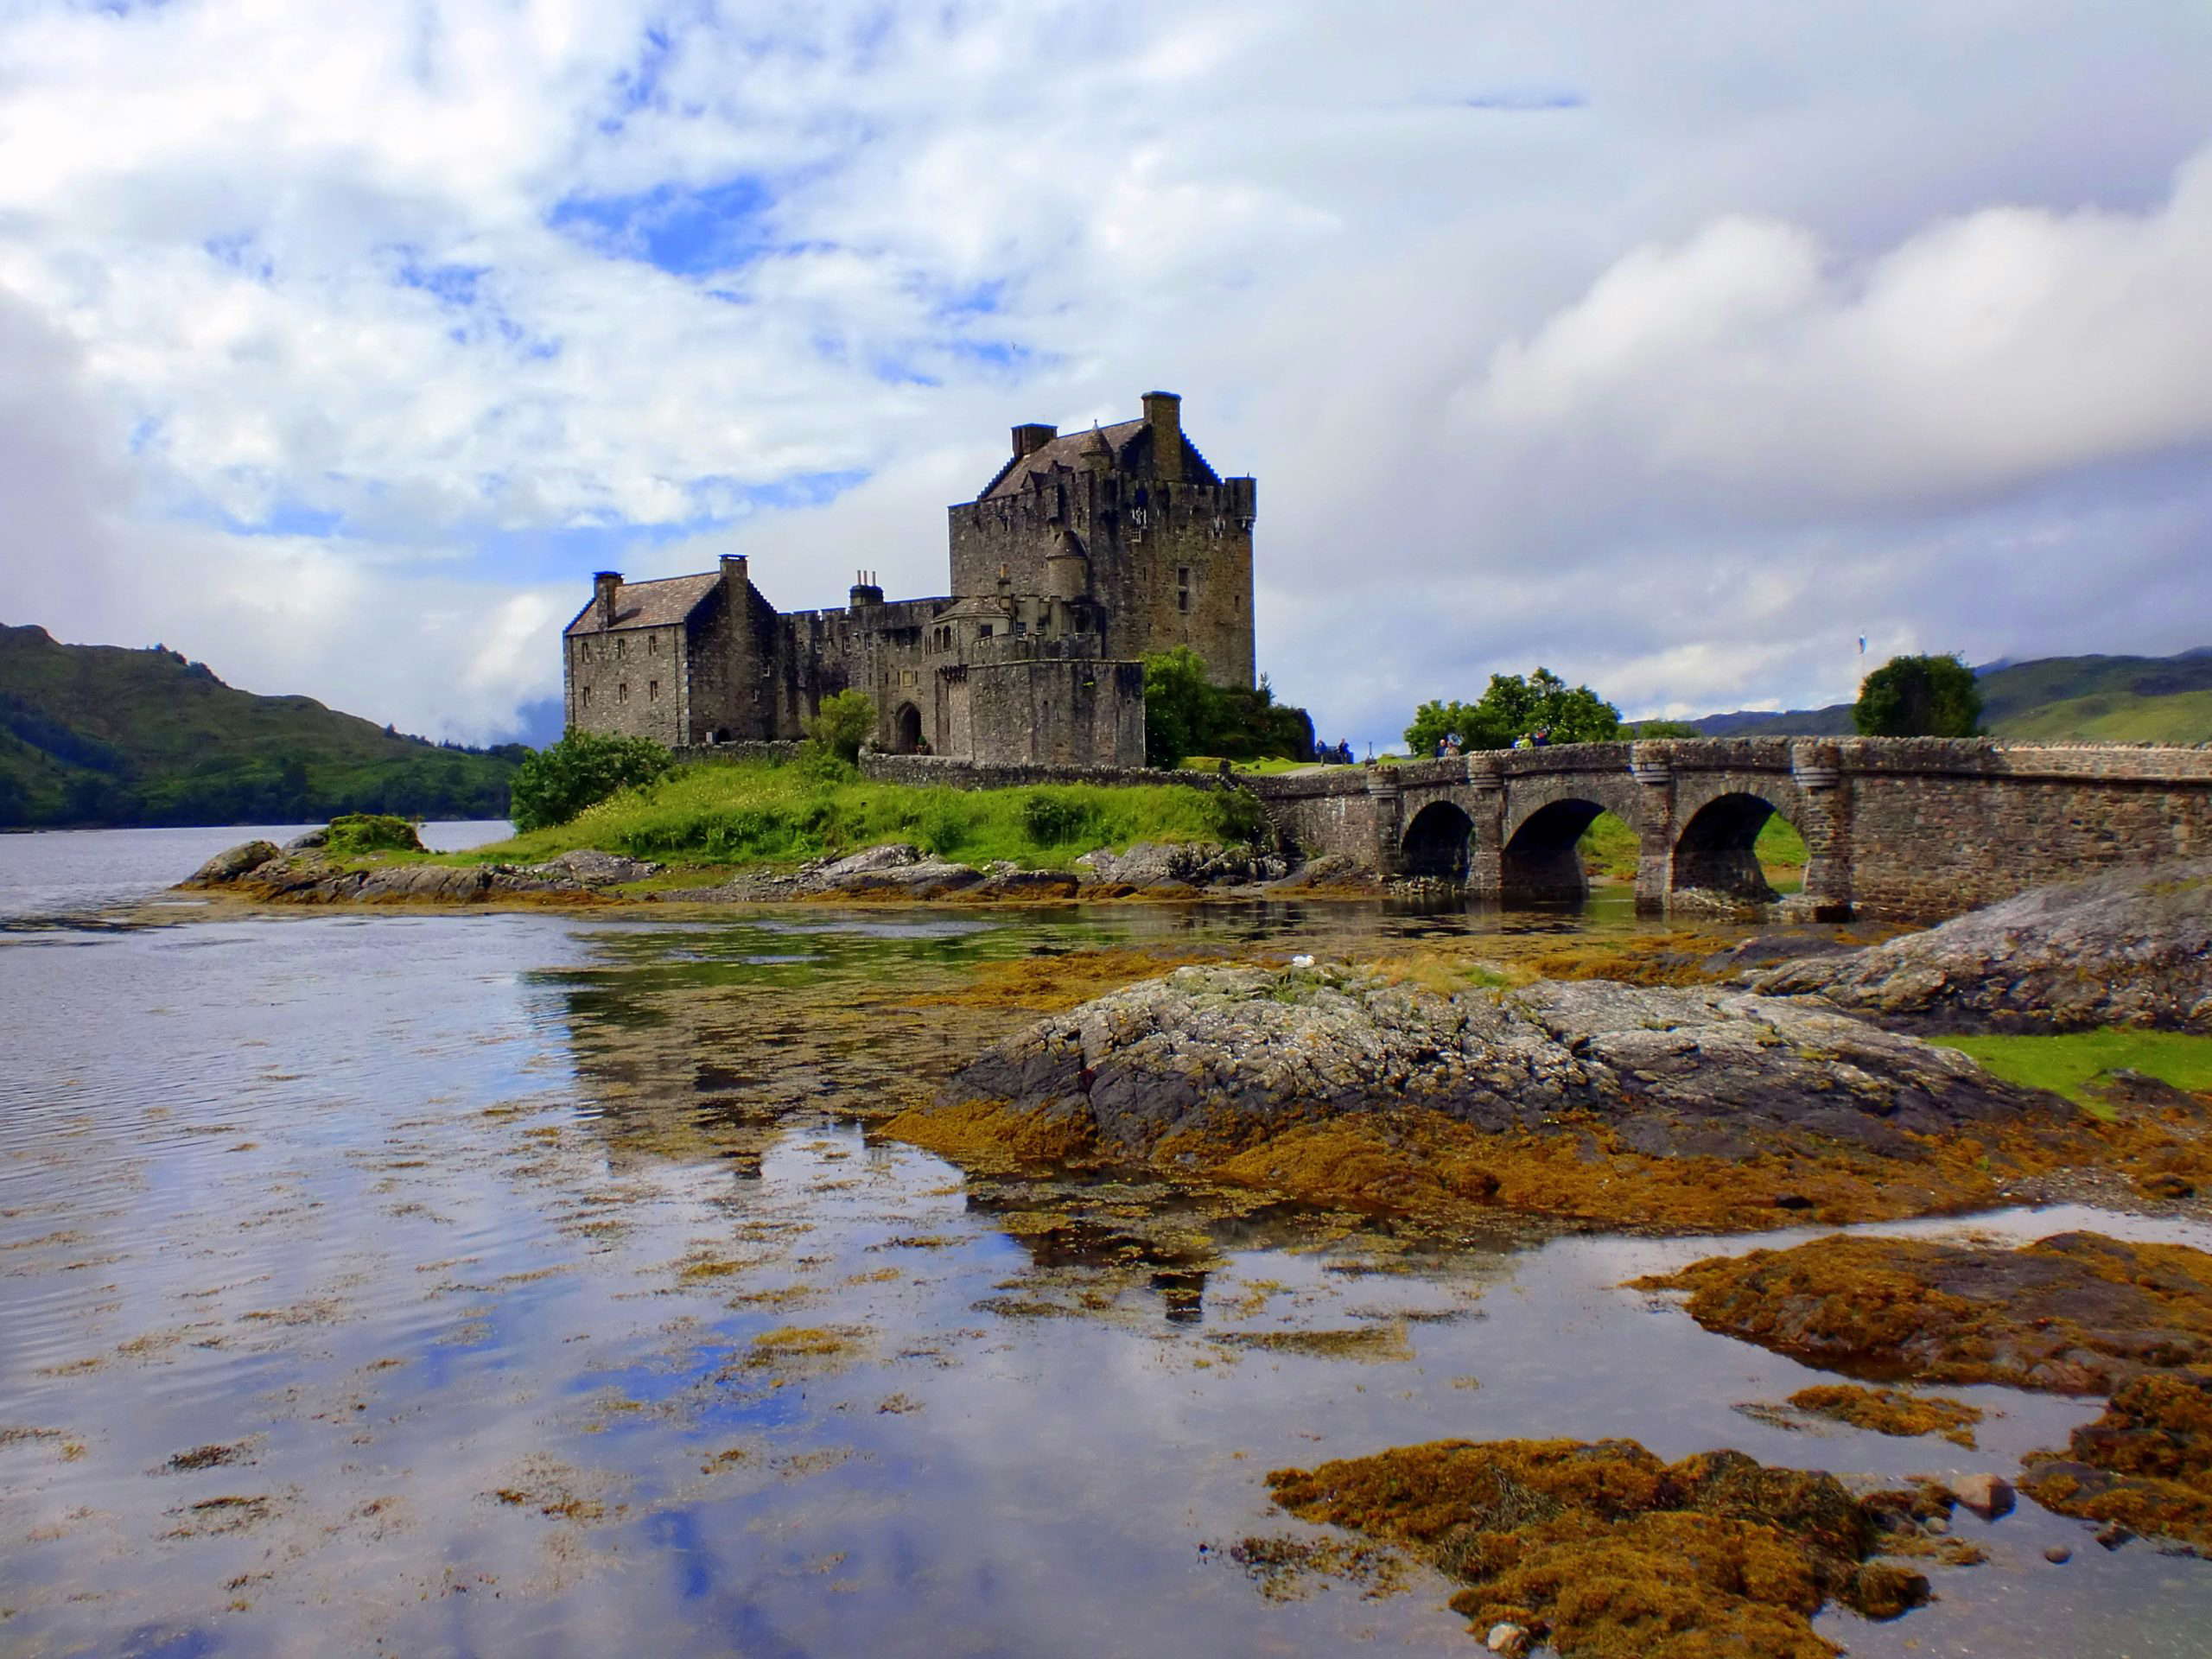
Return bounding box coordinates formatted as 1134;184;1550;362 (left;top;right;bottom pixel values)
562;391;1255;766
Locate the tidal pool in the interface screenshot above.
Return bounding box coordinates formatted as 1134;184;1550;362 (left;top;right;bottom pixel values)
3;861;2209;1656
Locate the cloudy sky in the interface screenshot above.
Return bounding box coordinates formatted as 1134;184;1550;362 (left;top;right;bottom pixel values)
4;1;2210;748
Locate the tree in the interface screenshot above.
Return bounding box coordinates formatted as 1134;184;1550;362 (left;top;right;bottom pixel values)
1624;719;1702;739
508;730;676;831
1853;653;1983;737
804;690;877;767
1142;648;1217;768
1404;669;1622;753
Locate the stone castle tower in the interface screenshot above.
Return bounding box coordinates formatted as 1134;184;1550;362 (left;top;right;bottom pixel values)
562;391;1255;767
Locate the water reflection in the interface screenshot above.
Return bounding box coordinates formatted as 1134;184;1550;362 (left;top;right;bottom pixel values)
2;897;2209;1656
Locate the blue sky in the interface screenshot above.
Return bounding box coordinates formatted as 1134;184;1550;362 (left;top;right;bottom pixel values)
3;1;2211;745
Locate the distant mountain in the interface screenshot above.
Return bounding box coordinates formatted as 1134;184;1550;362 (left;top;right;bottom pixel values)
0;623;528;829
1688;650;2212;745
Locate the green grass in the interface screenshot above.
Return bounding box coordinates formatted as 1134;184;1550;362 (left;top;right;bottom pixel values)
1179;754;1312;775
440;756;1258;872
1936;1028;2212;1120
1991;687;2212;745
1575;812;1808;884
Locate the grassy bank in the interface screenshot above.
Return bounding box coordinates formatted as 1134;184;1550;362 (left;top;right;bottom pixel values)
442;757;1260;872
1937;1028;2212;1120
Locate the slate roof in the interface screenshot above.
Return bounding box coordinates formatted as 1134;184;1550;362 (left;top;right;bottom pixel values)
981;421;1144;500
563;571;721;636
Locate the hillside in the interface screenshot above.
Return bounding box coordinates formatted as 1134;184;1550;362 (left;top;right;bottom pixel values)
1690;649;2212;744
0;623;524;828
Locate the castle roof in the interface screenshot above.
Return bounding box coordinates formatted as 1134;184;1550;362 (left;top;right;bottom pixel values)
979;420;1144;499
563;571;721;635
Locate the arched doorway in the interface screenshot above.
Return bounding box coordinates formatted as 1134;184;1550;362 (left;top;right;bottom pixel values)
1503;799;1609;903
1672;793;1804;904
892;702;924;755
1402;801;1476;880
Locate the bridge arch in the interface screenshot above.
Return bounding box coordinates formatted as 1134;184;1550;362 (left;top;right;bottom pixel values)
1500;798;1611;903
1402;800;1477;880
1670;788;1799;904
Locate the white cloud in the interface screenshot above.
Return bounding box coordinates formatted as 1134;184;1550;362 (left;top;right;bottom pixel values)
2;0;2210;747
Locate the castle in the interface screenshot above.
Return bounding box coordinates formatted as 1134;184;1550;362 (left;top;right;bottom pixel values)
562;391;1255;767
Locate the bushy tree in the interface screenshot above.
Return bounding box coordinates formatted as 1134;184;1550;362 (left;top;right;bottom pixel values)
1405;669;1622;753
509;730;675;831
1142;650;1313;767
1853;653;1983;737
1624;719;1703;739
803;689;878;771
1143;648;1218;768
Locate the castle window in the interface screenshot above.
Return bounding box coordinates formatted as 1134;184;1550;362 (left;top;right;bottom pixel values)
581;685;591;708
979;625;993;639
617;637;626;659
1177;565;1192;613
648;680;660;702
617;682;629;704
649;633;659;654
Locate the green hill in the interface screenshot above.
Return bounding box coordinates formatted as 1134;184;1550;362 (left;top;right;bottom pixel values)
1689;650;2212;745
0;623;524;829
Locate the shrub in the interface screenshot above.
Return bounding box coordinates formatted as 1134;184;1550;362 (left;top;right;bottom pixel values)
803;690;877;768
508;730;676;832
325;813;425;855
1020;791;1103;847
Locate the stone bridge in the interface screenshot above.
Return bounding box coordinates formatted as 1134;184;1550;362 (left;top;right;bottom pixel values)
1248;737;2212;920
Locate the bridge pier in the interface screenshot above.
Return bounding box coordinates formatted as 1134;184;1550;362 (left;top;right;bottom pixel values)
1629;745;1675;913
1784;741;1854;921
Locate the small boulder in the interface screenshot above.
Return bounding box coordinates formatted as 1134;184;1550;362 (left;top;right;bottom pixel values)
1949;1472;2015;1521
532;849;663;886
185;841;281;886
282;828;328;852
1484;1623;1531;1656
2044;1544;2073;1564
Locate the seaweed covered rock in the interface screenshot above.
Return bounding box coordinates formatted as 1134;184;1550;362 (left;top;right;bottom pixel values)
893;963;2097;1230
1746;861;2212;1033
1640;1231;2212;1393
1266;1438;1936;1657
2022;1368;2212;1554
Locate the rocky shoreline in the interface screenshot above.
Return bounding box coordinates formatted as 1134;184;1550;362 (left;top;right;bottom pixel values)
179;836;1371;908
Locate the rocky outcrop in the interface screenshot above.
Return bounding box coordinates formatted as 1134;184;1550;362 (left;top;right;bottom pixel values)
888;962;2125;1230
178;842;596;904
185;841;283;886
1074;840;1289;893
525;849;662;886
941;965;2064;1164
1745;861;2212;1033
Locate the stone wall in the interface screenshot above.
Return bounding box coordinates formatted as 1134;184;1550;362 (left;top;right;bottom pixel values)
856;753;1242;793
565;621;686;746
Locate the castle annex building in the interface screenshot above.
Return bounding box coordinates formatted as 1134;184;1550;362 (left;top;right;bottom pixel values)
563;392;1255;767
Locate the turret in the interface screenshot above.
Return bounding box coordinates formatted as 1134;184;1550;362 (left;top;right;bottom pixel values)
1046;530;1090;601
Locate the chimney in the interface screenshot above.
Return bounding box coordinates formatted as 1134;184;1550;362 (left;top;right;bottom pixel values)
849;569;883;608
1012;423;1057;460
1141;391;1182;482
593;570;620;630
720;553;749;613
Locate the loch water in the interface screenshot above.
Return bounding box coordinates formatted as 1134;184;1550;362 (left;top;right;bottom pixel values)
3;829;2209;1656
